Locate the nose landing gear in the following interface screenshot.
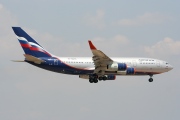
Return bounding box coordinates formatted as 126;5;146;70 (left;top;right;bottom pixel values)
149;78;153;82
149;75;153;82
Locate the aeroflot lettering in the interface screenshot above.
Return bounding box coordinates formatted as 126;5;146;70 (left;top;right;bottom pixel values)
139;59;154;61
68;58;77;60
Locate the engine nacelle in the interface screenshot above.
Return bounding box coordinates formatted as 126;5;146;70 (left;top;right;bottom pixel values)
107;63;127;71
126;67;135;75
106;75;116;80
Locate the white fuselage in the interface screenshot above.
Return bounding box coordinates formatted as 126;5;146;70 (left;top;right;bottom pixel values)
58;57;173;75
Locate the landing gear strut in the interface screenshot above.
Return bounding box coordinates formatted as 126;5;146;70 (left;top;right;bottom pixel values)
149;75;153;82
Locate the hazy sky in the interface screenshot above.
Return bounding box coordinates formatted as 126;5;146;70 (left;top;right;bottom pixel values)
0;0;180;120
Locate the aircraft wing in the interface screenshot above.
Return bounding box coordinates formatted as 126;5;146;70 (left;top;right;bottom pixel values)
88;40;113;74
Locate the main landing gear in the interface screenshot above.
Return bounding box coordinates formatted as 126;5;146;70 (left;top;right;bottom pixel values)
89;74;98;83
149;75;153;82
89;74;107;83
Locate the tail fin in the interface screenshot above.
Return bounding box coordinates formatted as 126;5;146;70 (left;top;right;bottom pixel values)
12;27;52;57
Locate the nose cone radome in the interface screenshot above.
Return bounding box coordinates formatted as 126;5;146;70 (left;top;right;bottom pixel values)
168;65;173;71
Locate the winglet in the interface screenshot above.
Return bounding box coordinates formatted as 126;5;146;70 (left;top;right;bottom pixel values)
88;40;97;50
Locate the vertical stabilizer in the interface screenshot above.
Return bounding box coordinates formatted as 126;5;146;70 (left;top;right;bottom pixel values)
12;27;52;57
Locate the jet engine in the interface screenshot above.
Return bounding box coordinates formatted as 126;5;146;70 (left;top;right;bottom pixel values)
126;67;135;75
116;67;135;75
106;75;116;80
107;63;127;71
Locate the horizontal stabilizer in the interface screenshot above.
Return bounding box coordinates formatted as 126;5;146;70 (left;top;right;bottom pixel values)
11;60;25;62
24;54;44;64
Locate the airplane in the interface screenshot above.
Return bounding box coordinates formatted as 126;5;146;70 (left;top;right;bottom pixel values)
12;27;173;83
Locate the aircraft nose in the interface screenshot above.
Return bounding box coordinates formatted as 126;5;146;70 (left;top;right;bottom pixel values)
168;64;173;71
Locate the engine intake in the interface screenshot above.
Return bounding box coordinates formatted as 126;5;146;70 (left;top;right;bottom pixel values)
107;63;127;71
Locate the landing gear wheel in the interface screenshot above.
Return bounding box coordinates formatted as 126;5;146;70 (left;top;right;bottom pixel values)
94;79;98;83
89;78;94;83
103;76;107;81
89;74;99;83
99;77;103;81
149;78;153;82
